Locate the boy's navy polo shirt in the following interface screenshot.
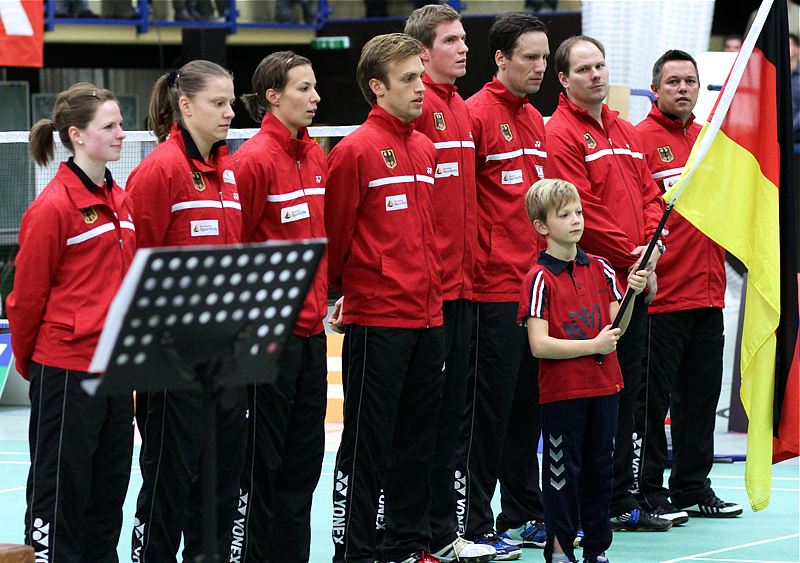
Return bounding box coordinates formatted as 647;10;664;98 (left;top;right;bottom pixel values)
518;247;625;404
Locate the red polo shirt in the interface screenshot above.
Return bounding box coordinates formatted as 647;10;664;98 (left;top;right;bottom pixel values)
518;248;624;404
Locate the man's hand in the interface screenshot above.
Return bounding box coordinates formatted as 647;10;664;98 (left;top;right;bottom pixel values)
644;270;658;304
329;296;345;333
631;244;661;271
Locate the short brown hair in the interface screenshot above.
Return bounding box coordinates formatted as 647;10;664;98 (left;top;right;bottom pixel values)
29;82;117;166
241;51;313;122
356;33;423;105
555;35;605;76
404;4;460;49
525;179;581;225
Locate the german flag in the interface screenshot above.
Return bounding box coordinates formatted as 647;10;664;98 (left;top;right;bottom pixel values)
664;0;798;511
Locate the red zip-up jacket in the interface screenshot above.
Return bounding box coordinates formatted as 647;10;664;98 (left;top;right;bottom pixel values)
466;76;547;302
234;112;328;337
325;105;443;328
7;161;137;379
636;104;726;313
126;123;241;248
546;94;665;285
413;74;476;302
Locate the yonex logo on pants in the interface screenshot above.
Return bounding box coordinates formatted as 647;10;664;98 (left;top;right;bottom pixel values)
131;517;145;562
454;470;467;534
230;489;249;562
631;433;643;493
332;471;349;545
376;489;385;530
32;518;50;562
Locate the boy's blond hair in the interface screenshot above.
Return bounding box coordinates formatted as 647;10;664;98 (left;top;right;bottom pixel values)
525;179;581;225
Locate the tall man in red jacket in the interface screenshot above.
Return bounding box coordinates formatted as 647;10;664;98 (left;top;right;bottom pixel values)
545;35;671;532
458;13;549;559
404;5;495;563
325;33;445;563
634;49;742;521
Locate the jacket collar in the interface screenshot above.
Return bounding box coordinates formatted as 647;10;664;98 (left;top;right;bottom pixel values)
557;92;619;132
538;246;591;275
484;75;529;110
58;160;123;211
260;112;313;158
170;122;227;172
422;73;458;99
368;104;417;136
647;102;696;131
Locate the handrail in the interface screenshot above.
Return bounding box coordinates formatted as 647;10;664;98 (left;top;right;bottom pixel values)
43;0;329;34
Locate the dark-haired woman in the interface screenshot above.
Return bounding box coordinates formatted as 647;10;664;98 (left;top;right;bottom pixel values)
126;60;246;562
7;82;135;562
231;51;328;563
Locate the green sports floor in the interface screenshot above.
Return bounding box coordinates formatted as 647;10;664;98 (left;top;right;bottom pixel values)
0;407;797;563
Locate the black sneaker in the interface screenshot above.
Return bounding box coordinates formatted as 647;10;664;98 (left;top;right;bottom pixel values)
679;495;743;518
651;503;689;525
610;508;672;531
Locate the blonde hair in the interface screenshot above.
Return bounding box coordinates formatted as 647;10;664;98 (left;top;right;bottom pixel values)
356;33;423;105
29;82;117;166
525;178;581;225
404;4;460;48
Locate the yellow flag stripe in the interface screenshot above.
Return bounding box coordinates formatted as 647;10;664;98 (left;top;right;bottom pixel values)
667;126;780;510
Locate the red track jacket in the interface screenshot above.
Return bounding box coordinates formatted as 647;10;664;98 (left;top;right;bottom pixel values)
413;74;476;302
126;123;241;248
636;104;726;313
7;162;137;378
546;94;665;285
466;76;547;302
234;112;328;336
325;105;443;328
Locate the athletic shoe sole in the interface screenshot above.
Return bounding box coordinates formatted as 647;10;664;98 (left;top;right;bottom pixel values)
682;504;743;518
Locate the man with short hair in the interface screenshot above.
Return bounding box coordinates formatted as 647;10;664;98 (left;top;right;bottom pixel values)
458;12;550;560
325;33;445;563
405;5;495;562
545;35;671;534
633;49;742;521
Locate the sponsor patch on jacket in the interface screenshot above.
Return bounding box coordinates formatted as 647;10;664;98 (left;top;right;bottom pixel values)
501;169;523;185
381;149;398;169
662;175;681;190
80;206;98;224
191;171;206;192
536;165;545;180
583;133;597;149
657;145;675;163
223;169;236;184
190;219;219;236
435;162;459;178
385;194;408;211
281;202;311;223
433;112;446;131
500;123;513;142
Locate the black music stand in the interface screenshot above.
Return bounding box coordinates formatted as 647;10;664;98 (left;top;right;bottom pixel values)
87;239;325;563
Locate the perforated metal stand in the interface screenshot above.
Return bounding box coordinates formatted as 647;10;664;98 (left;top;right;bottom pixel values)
87;239;325;563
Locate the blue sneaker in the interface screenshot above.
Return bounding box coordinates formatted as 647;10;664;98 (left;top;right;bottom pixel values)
499;519;546;548
573;528;584;547
474;531;521;561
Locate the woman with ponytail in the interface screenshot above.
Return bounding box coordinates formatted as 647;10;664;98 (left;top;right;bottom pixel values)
230;51;327;563
125;59;247;562
7;82;135;562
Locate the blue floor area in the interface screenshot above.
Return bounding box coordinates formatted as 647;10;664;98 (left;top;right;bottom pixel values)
0;406;797;562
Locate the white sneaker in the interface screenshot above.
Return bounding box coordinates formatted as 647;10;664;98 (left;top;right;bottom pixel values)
432;536;496;562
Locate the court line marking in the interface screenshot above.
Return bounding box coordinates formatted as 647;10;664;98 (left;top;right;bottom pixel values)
0;486;25;494
713;485;798;492
689;559;798;562
711;475;799;482
660;533;800;563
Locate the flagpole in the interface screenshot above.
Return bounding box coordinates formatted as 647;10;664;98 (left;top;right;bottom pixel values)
595;202;674;365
